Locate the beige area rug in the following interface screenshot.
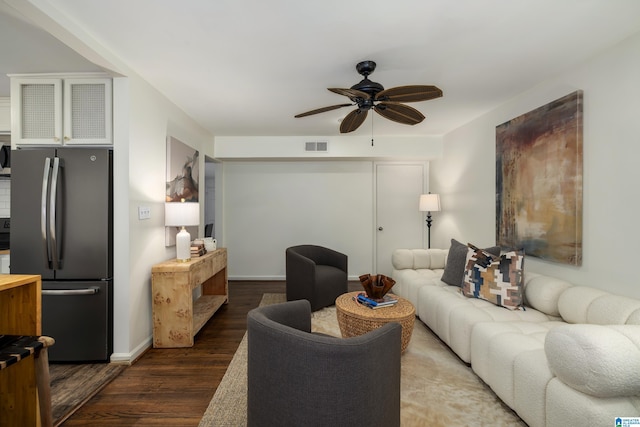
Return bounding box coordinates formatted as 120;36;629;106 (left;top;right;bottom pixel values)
49;362;126;427
199;293;526;427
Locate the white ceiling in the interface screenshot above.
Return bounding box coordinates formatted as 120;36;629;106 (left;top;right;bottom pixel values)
2;0;640;137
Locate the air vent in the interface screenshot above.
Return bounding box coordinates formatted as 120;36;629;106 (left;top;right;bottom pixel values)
305;141;329;152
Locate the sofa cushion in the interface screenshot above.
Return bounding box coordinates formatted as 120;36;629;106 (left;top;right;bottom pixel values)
391;248;447;270
462;246;524;310
419;287;551;364
626;309;640;325
470;321;564;384
391;249;416;270
449;298;550;363
513;348;555;427
557;286;608;323
523;275;573;317
555;286;640;324
392;270;444;309
545;378;640;427
587;295;640;325
440;239;500;287
545;324;640;397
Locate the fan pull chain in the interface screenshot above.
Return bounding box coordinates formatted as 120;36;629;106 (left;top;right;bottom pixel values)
371;112;375;146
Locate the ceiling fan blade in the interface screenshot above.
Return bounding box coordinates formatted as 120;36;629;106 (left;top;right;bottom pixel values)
340;109;368;133
376;85;443;103
374;102;425;125
294;103;352;118
328;88;370;101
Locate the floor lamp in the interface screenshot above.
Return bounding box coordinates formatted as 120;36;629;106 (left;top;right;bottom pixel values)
419;193;441;249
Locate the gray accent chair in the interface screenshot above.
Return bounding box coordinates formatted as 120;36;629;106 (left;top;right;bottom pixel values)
247;300;401;427
285;245;348;311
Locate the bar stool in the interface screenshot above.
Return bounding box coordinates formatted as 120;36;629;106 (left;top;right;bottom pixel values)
0;335;55;427
36;336;55;427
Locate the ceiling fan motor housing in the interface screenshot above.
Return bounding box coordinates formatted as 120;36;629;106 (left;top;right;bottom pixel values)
351;60;384;106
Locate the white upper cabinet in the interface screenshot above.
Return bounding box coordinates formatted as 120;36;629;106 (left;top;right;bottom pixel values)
11;75;112;146
63;78;112;145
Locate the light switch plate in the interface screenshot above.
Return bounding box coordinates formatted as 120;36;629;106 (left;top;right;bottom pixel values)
138;206;151;220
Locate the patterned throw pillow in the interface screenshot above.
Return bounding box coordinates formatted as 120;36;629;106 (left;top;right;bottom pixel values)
462;244;525;310
441;239;501;287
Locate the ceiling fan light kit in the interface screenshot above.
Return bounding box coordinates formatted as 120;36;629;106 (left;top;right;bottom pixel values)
295;60;443;133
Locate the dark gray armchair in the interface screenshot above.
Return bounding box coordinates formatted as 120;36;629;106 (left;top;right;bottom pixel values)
285;244;348;311
247;300;401;427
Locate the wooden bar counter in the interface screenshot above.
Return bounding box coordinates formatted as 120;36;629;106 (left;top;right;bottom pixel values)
0;274;42;427
152;248;228;348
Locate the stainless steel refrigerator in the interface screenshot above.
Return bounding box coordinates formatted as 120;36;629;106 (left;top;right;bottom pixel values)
10;147;113;362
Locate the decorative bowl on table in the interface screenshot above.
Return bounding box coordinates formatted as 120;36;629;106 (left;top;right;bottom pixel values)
358;273;396;300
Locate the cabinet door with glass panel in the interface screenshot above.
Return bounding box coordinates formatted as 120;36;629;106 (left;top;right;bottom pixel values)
11;76;112;146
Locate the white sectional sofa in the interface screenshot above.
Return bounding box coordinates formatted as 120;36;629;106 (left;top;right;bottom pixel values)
391;247;640;427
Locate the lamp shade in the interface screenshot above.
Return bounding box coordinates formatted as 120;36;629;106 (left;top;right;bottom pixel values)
419;194;441;212
165;201;200;227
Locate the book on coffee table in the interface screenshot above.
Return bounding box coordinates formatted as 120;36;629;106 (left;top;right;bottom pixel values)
356;293;398;309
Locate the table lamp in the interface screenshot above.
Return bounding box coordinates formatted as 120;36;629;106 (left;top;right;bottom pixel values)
419;193;441;249
165;199;200;261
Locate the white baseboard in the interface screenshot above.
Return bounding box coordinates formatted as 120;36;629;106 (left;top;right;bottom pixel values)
110;336;152;364
228;275;361;281
228;275;284;281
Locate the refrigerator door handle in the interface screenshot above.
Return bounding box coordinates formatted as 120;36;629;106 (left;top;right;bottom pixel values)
42;288;99;296
42;157;53;269
50;157;62;269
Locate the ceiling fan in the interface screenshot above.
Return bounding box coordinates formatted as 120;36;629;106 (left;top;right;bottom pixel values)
295;60;443;133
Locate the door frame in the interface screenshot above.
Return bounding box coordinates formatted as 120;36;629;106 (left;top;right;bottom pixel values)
204;155;223;243
373;161;430;274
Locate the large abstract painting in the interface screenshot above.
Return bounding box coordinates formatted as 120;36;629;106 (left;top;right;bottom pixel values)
496;91;583;266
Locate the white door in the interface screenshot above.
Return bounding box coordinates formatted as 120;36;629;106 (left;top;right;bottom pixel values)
375;163;426;276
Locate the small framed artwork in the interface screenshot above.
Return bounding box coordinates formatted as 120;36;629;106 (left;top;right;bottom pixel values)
166;136;199;202
165;136;199;246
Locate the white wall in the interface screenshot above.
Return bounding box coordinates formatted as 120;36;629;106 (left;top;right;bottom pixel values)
223;161;375;280
110;73;213;362
219;135;444;280
215;135;442;160
430;31;640;299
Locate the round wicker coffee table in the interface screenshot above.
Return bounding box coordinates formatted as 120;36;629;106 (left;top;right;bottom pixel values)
335;292;415;353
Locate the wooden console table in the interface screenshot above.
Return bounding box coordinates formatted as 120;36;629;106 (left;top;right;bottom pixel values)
0;274;42;427
151;248;228;348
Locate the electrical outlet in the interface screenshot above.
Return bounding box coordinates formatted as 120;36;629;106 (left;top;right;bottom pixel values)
138;206;151;220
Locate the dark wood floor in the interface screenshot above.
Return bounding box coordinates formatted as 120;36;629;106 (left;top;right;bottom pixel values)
63;281;361;426
62;281;286;426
